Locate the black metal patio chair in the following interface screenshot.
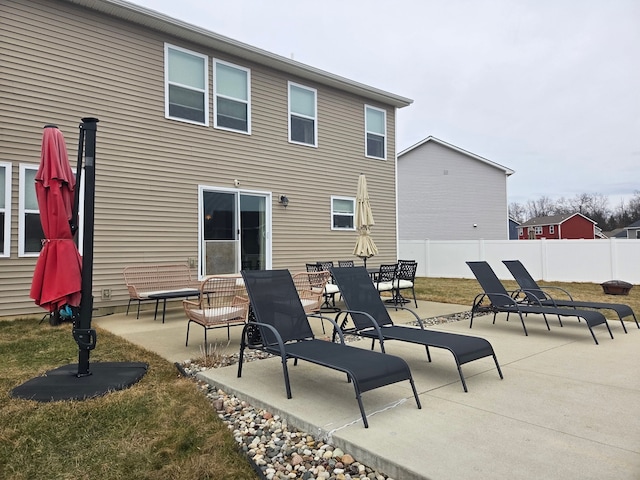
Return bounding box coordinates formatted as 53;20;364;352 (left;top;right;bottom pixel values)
503;259;639;333
331;266;503;392
466;261;613;345
238;269;422;428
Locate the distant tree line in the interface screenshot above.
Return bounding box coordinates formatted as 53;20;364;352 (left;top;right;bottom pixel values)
509;191;640;232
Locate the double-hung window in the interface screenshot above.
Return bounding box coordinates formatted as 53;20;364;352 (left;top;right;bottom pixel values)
214;60;250;133
331;196;355;230
365;105;386;159
288;82;317;146
165;44;208;125
19;164;44;257
534;226;543;235
0;162;11;257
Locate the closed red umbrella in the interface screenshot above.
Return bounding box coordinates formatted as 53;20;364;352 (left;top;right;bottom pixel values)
29;125;82;313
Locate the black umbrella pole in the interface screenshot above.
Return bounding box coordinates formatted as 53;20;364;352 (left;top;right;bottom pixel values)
74;118;99;377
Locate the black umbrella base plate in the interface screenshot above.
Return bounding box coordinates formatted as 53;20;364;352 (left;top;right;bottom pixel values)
10;362;148;402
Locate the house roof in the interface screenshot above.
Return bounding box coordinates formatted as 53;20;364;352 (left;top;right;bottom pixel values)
63;0;413;108
521;213;597;227
623;219;640;229
397;136;515;175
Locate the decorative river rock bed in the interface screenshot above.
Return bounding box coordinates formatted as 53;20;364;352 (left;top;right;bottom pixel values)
179;312;472;480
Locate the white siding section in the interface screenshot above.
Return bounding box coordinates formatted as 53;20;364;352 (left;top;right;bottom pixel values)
398;140;509;240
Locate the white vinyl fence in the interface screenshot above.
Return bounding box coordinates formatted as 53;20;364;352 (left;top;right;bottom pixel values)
399;239;640;284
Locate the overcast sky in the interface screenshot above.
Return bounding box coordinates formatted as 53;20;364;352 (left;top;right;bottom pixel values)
131;0;640;207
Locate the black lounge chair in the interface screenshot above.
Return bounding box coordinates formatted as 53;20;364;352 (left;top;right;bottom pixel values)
238;269;422;428
503;259;639;334
331;267;503;392
466;261;613;345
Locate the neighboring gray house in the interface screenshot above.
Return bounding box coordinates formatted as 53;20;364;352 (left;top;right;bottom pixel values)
397;136;514;240
613;220;640;239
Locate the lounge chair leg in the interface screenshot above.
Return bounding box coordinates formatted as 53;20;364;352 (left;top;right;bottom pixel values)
457;365;468;393
633;313;640;329
606;321;613;339
494;354;504;379
409;378;422;409
619;318;628;334
353;388;369;428
424;345;432;363
237;331;247;378
518;313;529;336
589;326;599;345
280;356;292;399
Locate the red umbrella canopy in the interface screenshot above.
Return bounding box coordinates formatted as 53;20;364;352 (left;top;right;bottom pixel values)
29;126;82;312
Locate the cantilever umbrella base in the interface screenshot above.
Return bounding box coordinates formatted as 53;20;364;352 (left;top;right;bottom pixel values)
10;362;148;402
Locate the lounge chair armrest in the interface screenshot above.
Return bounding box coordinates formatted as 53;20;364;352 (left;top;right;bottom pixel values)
241;321;286;354
537;285;574;301
383;304;424;328
337;308;386;350
306;313;346;344
515;288;550;307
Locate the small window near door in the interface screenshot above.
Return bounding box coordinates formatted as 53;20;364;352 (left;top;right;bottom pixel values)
331;196;355;230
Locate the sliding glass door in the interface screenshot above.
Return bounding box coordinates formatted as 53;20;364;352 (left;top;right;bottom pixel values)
200;188;269;276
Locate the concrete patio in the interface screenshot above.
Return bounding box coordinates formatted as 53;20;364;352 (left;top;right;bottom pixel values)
94;298;640;479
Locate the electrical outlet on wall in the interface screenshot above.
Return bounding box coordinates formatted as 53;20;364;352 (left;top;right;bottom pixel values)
188;257;196;268
101;288;111;300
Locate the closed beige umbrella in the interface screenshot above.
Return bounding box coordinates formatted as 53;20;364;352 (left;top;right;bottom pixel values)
353;174;378;267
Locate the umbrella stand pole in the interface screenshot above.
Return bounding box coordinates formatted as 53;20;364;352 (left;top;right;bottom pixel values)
74;118;99;377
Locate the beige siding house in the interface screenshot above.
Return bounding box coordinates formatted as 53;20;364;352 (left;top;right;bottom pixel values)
0;0;411;317
397;136;514;241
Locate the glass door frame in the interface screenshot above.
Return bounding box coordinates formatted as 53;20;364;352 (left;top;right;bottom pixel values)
197;185;272;279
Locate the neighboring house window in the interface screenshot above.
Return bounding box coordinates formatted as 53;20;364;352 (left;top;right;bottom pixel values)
518;228;523;236
19;164;44;257
288;82;317;146
534;226;543;235
0;162;11;257
331;196;355;230
365;105;386;159
214;60;250;133
165;44;208;125
636;230;640;239
549;225;555;234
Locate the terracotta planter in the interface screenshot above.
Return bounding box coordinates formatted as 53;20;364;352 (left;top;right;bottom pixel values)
600;280;633;295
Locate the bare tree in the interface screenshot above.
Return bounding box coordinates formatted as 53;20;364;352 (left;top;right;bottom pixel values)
525;196;555;218
508;202;527;223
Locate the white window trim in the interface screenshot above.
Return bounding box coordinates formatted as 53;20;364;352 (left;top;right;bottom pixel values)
213;59;251;134
0;162;11;258
330;195;355;231
364;104;387;160
164;43;209;126
288;81;318;147
19;164;39;257
19;163;84;258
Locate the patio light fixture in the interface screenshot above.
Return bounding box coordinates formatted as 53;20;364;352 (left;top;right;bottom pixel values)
279;195;289;207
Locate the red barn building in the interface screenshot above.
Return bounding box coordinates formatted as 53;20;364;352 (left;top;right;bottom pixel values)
518;213;598;240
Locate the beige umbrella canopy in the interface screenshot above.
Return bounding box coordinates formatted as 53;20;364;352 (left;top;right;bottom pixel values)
353;174;378;266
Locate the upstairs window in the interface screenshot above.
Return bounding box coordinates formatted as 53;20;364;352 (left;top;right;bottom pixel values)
0;162;11;257
365;105;386;159
288;82;317;146
214;60;250;133
165;44;208;125
534;226;543;235
331;196;355;230
549;225;555;234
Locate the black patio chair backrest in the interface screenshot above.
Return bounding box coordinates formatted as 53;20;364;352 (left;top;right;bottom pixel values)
396;260;417;281
242;269;315;345
316;260;335;271
331;267;394;329
377;263;397;283
502;260;549;303
337;260;355;267
466;261;513;308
